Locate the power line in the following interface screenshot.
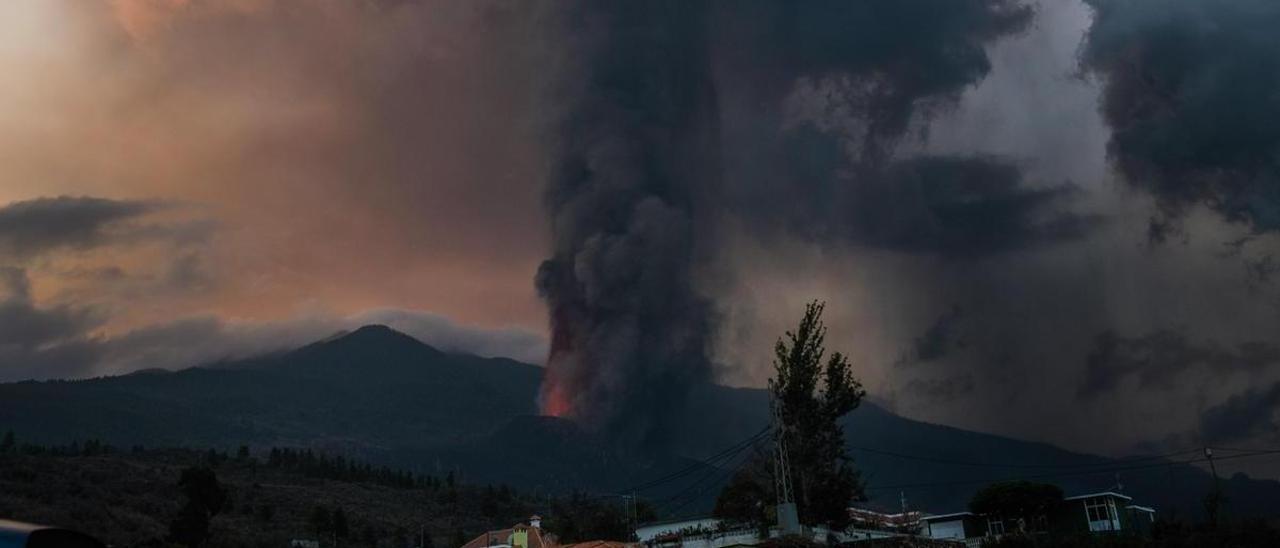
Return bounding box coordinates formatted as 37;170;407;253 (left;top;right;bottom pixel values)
618;426;771;493
657;440;764;517
849;445;1202;470
1203;446;1280;455
599;427;768;496
656;434;768;507
864;448;1280;492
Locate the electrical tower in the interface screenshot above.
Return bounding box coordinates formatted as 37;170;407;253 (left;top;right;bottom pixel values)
768;379;800;535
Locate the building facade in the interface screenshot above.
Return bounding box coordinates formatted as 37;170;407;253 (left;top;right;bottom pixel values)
922;491;1155;545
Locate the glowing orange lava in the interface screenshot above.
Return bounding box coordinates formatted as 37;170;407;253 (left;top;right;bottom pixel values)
541;379;571;418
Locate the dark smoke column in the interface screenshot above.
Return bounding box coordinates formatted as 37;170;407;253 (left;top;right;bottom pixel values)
535;2;721;447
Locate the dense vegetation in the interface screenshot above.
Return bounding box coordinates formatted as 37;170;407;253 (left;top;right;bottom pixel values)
0;433;636;548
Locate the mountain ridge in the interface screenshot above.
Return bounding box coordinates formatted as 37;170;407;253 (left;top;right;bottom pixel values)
1;324;1276;519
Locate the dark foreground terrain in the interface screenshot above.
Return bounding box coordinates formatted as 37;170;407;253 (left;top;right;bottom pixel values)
0;444;553;548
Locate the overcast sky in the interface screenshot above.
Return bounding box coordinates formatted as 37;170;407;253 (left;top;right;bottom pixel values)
3;0;1280;475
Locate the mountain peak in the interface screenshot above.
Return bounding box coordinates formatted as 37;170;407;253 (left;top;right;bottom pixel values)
349;323;404;337
301;324;443;358
329;324;419;344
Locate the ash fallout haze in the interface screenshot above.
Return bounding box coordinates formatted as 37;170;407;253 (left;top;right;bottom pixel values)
4;0;1280;542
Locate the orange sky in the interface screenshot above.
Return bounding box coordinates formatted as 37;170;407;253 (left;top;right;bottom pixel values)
6;1;1280;466
1;0;548;335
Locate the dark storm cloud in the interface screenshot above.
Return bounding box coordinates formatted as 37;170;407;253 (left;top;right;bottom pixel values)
714;0;1036;161
0;305;549;384
0;267;104;380
0;267;102;349
754;143;1097;255
1199;382;1280;445
535;0;1047;446
903;374;976;402
714;1;1099;256
1081;0;1280;240
0;196;214;260
0;196;157;258
1079;330;1280;398
912;305;966;363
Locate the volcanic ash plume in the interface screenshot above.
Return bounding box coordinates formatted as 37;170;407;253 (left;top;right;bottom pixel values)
535;2;721;447
533;0;1040;447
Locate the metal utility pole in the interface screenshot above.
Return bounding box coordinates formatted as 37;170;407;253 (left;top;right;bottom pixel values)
768;379;800;536
1204;446;1223;528
621;493;637;539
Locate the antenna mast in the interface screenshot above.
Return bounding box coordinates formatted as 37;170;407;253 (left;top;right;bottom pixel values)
769;379;800;535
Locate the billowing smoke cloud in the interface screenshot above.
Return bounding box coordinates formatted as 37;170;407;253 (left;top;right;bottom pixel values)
535;2;722;447
1080;330;1280;399
911;305;966;363
712;1;1097;258
745;148;1095;255
535;0;1046;445
1081;0;1280;241
1200;381;1280;446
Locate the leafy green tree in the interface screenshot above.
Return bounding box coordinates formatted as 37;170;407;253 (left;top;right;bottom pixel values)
0;430;14;453
969;481;1063;533
771;301;866;528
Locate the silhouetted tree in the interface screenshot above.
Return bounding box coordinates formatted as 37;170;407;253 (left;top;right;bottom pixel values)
771;301;866;528
970;481;1063;533
310;505;332;536
713;447;773;534
168;466;227;547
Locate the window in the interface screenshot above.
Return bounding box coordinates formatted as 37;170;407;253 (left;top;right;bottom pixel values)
1083;497;1121;532
987;517;1005;536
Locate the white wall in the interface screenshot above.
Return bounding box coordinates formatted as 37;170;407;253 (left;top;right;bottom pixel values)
635;518;722;543
927;519;966;540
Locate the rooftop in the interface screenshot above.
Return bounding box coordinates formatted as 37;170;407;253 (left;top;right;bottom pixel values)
1064;491;1133;502
921;512;975;522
